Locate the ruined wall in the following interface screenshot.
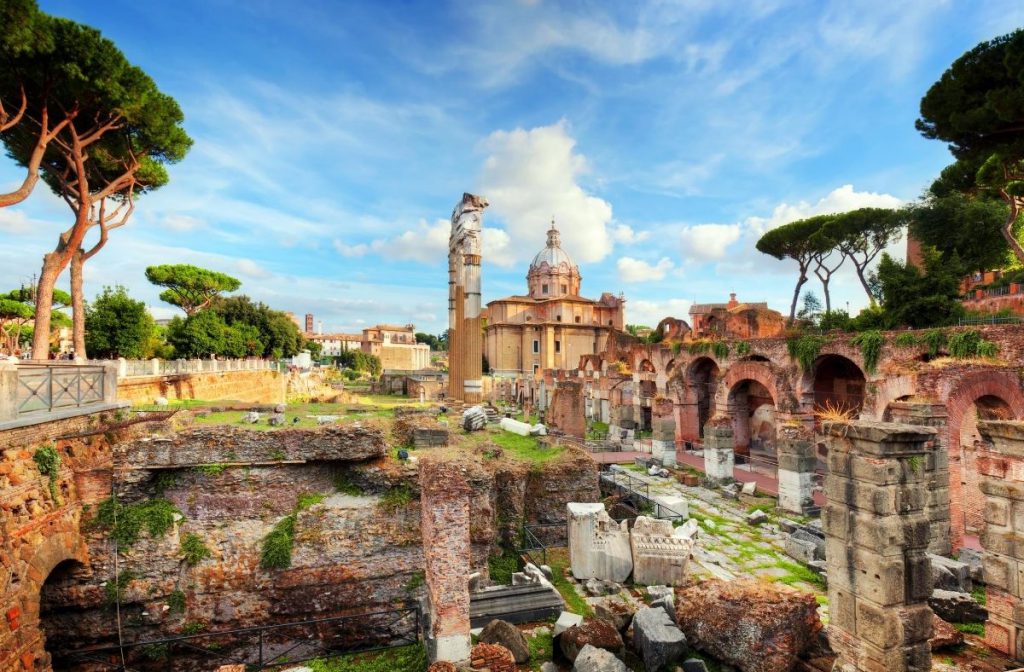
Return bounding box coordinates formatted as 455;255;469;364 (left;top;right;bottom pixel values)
546;381;585;438
117;369;286;406
0;410;122;672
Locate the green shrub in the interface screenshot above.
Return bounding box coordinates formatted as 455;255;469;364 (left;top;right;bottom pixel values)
850;330;884;374
404;570;425;592
181;621;207;635
297;492;326;511
712;341;729;360
153;471;179;495
670;341;682;355
193;464;226;476
735;341;751;356
488;553;520;585
922;329;947;358
949;329;999;359
90;497;182;547
180;533;212;566
33;444;61;503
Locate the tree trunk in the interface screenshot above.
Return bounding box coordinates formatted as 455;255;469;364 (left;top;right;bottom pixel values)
788;271;808;324
852;262;875;305
71;249;86;360
30;253;63;360
1001;198;1024;266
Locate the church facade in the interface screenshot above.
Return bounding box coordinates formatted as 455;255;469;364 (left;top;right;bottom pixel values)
484;223;625;377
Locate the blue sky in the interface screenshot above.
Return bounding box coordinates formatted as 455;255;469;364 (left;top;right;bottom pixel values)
2;1;1023;334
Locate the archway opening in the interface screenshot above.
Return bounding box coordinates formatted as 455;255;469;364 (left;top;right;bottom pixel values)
638;359;655;374
40;559;89;668
811;355;866;418
959;395;1014;536
689;357;719;439
728;379;776;459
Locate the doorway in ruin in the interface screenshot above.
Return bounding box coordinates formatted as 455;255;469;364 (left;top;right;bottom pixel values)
810;355;866;418
959;395;1014;536
689;357;719;439
40;559;89;669
727;379;776;462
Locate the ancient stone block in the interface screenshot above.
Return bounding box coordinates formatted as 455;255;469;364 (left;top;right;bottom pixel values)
567;503;632;583
629;516;695;586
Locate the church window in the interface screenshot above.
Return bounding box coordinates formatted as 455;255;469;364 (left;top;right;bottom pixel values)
533;340;539;353
542;284;549;294
561;284;567;293
575;315;581;323
555;340;561;353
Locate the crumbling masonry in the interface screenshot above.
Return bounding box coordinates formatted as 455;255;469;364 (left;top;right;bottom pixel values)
823;422;935;672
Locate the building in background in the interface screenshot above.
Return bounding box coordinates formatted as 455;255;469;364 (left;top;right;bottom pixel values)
301;318;430;371
484;222;625;376
688;294;785;339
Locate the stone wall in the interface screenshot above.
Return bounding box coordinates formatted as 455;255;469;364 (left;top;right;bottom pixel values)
117;369;286;406
822;422;934;672
546;381;585;438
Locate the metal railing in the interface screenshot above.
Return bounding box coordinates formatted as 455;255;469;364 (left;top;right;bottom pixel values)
599;469;689;522
16;363;108;415
957;316;1024;325
62;606;421;671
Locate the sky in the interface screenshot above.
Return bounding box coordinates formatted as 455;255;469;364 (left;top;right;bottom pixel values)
2;0;1024;335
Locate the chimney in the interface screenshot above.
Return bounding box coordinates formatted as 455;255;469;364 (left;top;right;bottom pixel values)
305;313;314;333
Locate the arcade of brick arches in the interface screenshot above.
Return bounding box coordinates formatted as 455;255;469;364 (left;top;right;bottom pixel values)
502;323;1024;554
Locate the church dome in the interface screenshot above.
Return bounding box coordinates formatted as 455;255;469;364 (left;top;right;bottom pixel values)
530;222;576;270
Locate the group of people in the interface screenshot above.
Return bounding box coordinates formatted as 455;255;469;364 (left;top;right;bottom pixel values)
3;349;77;362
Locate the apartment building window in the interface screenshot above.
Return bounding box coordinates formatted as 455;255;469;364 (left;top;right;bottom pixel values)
555;340;561;353
533;340;539;353
542;284;549;294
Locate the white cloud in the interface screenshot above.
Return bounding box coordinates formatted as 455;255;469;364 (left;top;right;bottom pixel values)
479;120;614;265
333;239;369;258
163;214;204;232
679;224;741;262
370;218;449;264
617;256;674;282
482;227;514;267
235;259;273;280
744;184;904;237
627;298;694;329
0;208;33;235
612;224;650;244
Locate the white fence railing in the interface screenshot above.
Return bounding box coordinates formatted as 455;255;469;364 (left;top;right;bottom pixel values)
1;361;119;422
90;358;280;379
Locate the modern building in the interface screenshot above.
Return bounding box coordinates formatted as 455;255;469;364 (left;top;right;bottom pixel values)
302;320;431;371
484;222;625;376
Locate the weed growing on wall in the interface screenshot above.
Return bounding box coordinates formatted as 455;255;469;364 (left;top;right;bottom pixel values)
850;330;884;374
167;589;187;613
787;334;826;371
949;329;999;359
894;332;918;348
90;497;183;547
922;329;947;358
379;485;414;513
260;492;327;569
180;533;212;566
104;569;138;607
712;341;730;360
735;341;751;356
33;444;61;503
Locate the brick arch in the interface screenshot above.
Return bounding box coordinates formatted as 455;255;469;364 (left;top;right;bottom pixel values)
944;370;1024;551
717;360;795;414
869;375;918;421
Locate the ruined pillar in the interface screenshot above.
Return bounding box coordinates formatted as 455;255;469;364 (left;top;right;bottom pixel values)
776;422;816;515
447;193;488;405
977;420;1024;660
420;459;473;664
702;416;734;482
822;422;935;672
885;401;951;555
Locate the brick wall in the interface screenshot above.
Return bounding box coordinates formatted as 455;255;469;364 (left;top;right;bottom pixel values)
117;369;286;406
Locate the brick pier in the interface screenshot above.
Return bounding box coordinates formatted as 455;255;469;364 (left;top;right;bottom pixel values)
420;459;473;664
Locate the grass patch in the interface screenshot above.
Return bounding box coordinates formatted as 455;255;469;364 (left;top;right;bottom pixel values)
193;464;227;476
546;548;593;617
404;570;425;592
181;620;207;635
379;485;414;513
527;629;554;663
333;471;363;496
488;553;520;585
90;497;182;547
490;431;565;463
954;622;986;636
772;560;827;592
971;586;986;605
180;533;212;566
297;492;326;511
308;643;427;672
